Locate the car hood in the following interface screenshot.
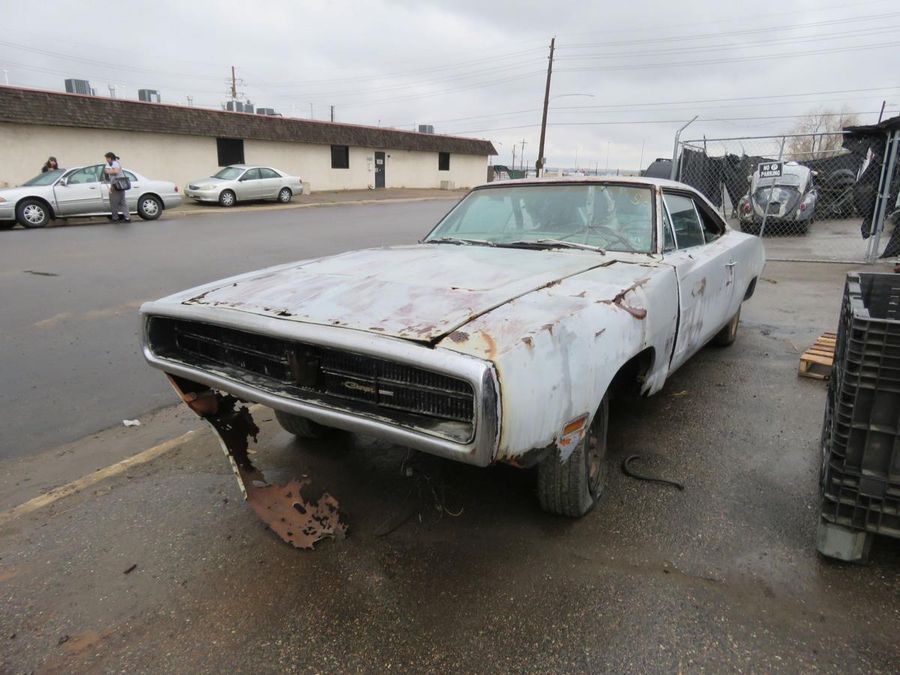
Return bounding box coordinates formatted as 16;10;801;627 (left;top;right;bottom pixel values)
0;185;48;200
175;244;622;343
189;176;229;186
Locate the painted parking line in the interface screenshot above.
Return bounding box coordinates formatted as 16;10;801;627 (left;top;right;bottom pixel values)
0;429;197;527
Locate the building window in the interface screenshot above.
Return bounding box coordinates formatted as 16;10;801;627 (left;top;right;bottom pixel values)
331;145;350;169
216;138;244;166
438;152;450;171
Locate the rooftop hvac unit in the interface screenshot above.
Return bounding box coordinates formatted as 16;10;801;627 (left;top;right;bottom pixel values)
226;100;245;112
65;79;91;95
256;107;277;116
418;124;434;134
138;89;161;103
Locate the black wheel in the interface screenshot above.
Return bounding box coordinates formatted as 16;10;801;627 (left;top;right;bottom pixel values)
16;199;51;228
277;187;292;203
537;396;609;517
137;195;163;220
712;306;741;347
218;190;236;208
274;410;332;439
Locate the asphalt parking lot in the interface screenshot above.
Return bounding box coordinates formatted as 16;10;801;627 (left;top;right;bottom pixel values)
1;230;898;672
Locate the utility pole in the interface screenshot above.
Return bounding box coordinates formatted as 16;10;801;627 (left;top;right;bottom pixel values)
535;37;555;177
511;144;517;171
230;66;237;100
330;105;335;122
519;139;528;171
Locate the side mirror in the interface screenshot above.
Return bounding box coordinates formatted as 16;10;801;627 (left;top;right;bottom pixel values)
58;178;68;186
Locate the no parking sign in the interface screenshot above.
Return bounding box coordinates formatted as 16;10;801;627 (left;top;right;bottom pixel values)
758;161;783;179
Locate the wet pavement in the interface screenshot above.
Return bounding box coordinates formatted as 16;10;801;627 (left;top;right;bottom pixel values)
1;260;898;672
0;199;459;460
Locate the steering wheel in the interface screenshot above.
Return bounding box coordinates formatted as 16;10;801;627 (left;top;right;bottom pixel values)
559;224;638;252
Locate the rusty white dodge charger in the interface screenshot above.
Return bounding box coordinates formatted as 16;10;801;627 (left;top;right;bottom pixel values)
140;177;764;543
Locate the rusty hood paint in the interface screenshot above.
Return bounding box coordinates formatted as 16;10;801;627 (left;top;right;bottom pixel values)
179;244;619;343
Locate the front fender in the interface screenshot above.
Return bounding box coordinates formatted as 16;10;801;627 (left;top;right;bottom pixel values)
437;262;678;461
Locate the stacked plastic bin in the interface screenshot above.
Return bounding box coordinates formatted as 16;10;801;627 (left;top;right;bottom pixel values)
818;272;900;561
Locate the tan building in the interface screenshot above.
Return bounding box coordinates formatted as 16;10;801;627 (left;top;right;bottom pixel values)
0;87;496;191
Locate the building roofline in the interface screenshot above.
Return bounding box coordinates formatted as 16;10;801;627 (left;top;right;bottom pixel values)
0;85;498;156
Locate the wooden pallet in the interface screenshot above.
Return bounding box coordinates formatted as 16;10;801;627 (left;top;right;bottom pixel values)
798;332;837;380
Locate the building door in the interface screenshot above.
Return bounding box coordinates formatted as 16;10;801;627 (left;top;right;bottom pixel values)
374;152;385;189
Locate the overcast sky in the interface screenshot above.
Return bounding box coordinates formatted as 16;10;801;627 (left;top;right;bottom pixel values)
2;0;898;171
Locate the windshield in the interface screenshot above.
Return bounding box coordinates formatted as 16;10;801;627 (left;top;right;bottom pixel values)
213;167;244;180
21;170;64;186
425;184;654;253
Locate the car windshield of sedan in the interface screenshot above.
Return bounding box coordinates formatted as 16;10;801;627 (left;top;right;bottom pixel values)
214;167;244;180
425;184;654;253
21;170;65;186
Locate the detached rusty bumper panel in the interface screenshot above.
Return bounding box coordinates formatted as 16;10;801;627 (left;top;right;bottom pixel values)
140;302;500;467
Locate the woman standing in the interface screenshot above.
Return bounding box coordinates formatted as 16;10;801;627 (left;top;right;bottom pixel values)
102;152;130;222
41;156;59;173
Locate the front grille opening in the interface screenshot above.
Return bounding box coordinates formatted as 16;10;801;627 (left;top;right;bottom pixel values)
148;317;476;443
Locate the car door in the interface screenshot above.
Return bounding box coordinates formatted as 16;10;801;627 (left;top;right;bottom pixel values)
662;190;736;371
122;170;140;212
257;167;283;199
53;166;106;215
236;168;261;200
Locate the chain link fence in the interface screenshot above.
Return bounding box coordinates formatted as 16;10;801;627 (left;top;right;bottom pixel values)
674;132;897;263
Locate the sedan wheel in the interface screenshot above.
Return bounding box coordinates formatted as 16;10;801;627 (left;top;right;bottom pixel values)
278;187;292;203
138;195;162;221
16;199;51;228
219;190;236;207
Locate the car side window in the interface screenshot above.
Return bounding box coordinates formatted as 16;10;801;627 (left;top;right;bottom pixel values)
66;167;100;185
695;200;724;242
258;168;279;179
242;169;261;181
663;192;705;249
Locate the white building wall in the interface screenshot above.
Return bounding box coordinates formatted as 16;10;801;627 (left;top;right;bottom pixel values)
0;123;490;192
0;124;215;189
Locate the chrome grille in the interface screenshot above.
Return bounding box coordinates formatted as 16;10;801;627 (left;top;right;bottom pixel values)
147;317;476;441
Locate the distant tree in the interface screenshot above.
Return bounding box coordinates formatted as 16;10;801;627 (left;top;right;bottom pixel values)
786;109;859;160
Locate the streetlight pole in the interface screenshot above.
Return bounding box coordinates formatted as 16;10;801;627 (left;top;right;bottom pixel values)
535;37;555;178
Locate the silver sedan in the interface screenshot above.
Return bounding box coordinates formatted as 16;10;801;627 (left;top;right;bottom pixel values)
184;165;304;207
0;165;182;229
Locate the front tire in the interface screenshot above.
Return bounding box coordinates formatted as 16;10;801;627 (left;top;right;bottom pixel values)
538;396;609;517
218;190;236;208
712;307;741;347
274;410;332;439
16;199;51;228
277;187;292;203
137;195;162;221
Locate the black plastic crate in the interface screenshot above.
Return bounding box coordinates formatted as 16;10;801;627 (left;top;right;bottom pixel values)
819;273;900;559
824;273;900;490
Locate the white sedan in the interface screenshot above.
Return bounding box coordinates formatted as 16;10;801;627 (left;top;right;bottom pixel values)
0;165;182;229
184;165;304;207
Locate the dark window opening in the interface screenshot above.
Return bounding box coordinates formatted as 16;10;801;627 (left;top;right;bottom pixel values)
331;145;350;169
216;138;244;166
438;152;450;171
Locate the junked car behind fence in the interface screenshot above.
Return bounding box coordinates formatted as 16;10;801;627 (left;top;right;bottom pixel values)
0;165;182;229
140;177;765;547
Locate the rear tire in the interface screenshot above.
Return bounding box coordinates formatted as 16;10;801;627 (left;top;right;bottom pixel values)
218;190;236;207
537;396;609;517
138;195;162;220
277;187;292;203
712;306;741;347
16;199;51;228
274;410;332;439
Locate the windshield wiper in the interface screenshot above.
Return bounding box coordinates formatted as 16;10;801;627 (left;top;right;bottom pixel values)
425;237;496;247
500;239;606;254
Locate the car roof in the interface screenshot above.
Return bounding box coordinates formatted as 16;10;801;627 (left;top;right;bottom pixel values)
473;175;693;191
226;164;275;170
